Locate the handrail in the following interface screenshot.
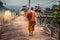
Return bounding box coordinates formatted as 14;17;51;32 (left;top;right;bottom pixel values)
47;24;60;32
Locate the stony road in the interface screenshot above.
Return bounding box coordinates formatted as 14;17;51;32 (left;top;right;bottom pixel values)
0;15;51;40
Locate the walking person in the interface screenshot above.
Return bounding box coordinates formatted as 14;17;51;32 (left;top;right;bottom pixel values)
26;7;37;36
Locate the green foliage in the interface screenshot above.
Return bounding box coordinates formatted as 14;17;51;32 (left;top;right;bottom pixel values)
53;11;60;20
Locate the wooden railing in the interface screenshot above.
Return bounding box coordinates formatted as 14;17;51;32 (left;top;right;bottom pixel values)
37;16;60;40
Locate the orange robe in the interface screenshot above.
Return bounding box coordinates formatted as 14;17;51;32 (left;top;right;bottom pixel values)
26;10;36;32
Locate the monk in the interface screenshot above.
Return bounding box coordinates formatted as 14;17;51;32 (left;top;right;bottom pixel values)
26;7;37;36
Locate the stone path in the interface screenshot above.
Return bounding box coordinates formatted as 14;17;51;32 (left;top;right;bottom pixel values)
0;16;51;40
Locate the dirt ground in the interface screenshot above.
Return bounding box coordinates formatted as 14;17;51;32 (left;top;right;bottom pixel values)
0;15;52;40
